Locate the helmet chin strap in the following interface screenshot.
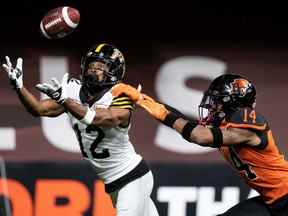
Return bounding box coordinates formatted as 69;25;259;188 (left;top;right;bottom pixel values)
82;74;111;96
85;82;112;96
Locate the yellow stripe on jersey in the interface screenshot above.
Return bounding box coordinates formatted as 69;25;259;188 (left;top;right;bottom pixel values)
112;96;130;102
95;43;106;53
110;104;135;110
111;96;132;104
111;96;135;110
111;101;133;106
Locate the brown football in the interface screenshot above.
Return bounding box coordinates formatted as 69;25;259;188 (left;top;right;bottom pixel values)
40;6;80;39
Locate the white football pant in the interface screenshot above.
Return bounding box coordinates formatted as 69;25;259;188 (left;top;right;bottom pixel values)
110;171;159;216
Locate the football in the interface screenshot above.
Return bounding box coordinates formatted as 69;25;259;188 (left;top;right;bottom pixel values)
40;6;80;39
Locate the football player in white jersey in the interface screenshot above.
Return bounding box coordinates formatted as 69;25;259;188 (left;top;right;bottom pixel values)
2;43;159;216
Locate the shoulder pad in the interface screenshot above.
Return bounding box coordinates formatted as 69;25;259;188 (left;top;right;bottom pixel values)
223;108;268;131
110;94;135;110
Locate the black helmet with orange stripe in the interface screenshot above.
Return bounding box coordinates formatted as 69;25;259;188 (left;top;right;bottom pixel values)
80;43;125;94
199;74;256;125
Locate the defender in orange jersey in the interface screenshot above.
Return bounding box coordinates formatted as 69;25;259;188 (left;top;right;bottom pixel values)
112;74;288;216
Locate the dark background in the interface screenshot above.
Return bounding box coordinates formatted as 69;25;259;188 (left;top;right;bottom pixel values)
3;1;288;49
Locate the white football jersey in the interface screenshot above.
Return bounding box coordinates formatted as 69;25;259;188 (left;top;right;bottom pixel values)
66;78;142;183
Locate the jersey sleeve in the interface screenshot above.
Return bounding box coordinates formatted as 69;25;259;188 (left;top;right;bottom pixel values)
224;108;269;132
110;94;135;110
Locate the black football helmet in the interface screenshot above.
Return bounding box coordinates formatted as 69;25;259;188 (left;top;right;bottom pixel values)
80;43;125;94
199;74;256;126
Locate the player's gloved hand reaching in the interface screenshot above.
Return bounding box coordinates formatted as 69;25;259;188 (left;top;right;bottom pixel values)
111;82;169;121
35;73;69;104
2;56;23;90
111;83;143;102
137;94;169;121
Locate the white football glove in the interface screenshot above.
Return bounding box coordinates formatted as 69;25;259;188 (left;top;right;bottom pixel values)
35;73;69;104
2;56;23;90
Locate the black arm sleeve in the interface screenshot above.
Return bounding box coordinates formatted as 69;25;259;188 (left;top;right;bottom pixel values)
209;127;223;148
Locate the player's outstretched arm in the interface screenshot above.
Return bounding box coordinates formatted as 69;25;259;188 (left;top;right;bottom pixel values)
138;94;259;147
36;73;131;127
111;84;259;147
63;99;131;128
2;56;65;117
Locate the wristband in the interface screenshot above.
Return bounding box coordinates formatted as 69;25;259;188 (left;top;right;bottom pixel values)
80;108;96;125
162;112;180;128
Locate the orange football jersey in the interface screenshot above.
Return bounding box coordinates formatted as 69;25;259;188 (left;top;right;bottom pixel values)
219;108;288;204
